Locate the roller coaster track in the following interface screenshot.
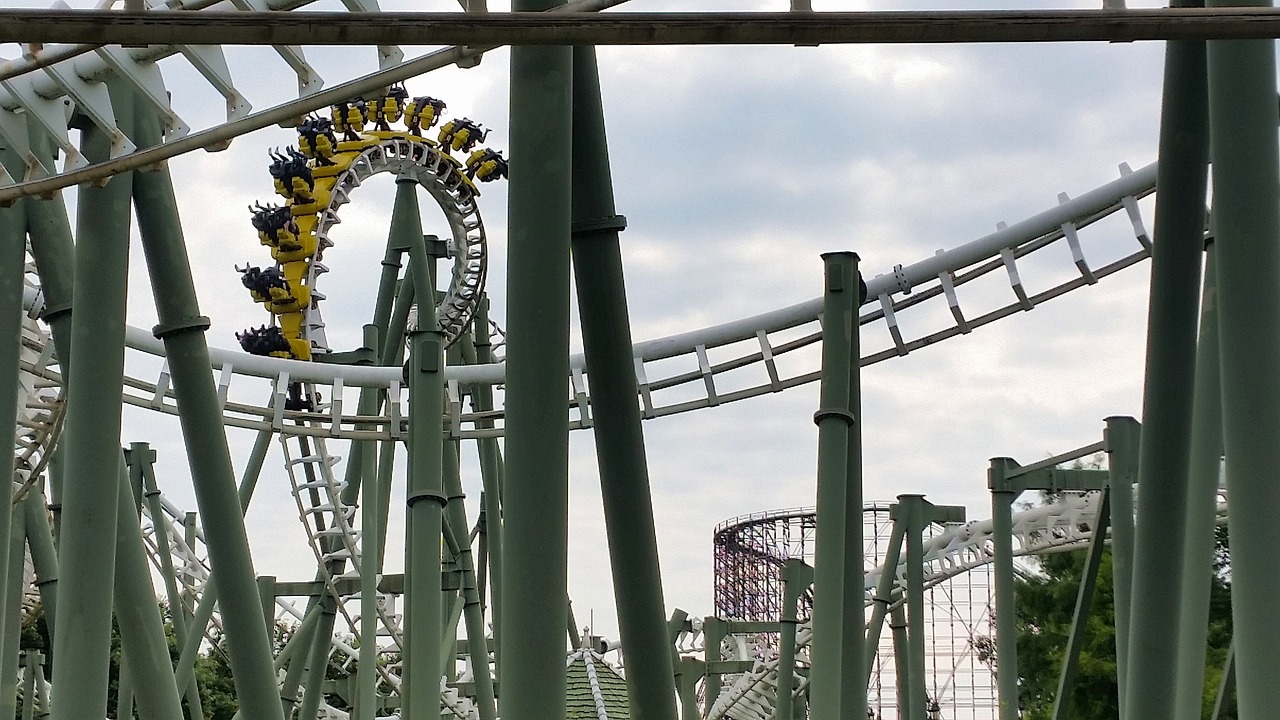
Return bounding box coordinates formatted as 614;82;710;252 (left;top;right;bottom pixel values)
0;0;626;203
704;484;1230;720
17;159;1158;444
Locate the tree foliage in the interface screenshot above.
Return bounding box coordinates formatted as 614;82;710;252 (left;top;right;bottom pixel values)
996;524;1234;720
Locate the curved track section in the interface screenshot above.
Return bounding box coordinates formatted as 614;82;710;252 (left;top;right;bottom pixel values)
18;159;1158;442
0;0;623;202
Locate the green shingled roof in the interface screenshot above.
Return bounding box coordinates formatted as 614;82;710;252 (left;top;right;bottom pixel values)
566;649;631;719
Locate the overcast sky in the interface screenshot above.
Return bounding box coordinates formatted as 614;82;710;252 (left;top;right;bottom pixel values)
7;0;1177;645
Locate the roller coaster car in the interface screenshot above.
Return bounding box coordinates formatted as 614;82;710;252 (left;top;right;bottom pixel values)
269;148;315;203
237;264;312;314
236;325;293;358
249;203;294;247
405;96;447;135
332;100;370;143
370;86;409;132
438;118;488;154
465;148;508;182
297;117;339;166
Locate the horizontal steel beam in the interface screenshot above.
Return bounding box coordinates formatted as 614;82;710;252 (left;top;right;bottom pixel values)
3;8;1280;46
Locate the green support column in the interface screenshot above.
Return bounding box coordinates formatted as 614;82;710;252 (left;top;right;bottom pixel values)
773;559;811;720
988;459;1020;720
297;596;338;720
889;605;912;720
1104;416;1140;715
471;297;505;673
1124;7;1210;716
358;385;380;720
903;497;926;719
809;252;860;720
1174;243;1224;720
863;516;905;694
130;106;284;720
701;616;726;716
137;445;204;718
0;151;26;673
403;231;444;719
1050;491;1111;720
501;0;573;713
112;457;185;720
22;493;57;642
0;499;26;720
569;44;679;720
49;90;134;720
1205;1;1280;714
442;440;497;720
840;256;865;718
20;134;75;373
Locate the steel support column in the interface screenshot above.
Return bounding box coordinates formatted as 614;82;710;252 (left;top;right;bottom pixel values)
0;151;25;674
774;559;812;720
500;0;573;712
0;499;25;720
48;89;134;720
988;459;1019;720
1174;243;1223;720
863;515;905;692
569;43;678;720
470;296;505;673
130;105;284;720
1051;491;1112;720
403;227;444;719
112;456;185;720
1124;5;1209;714
900;495;928;719
809;251;860;720
1104;416;1140;715
442;439;497;720
889;605;912;720
1205;1;1280;714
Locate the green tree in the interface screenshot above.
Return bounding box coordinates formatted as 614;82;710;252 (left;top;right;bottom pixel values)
997;525;1233;720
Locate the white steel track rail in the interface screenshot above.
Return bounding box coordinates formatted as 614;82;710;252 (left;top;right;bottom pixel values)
17;159;1157;442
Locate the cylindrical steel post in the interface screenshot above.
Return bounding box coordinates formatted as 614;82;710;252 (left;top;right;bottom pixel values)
1205;2;1280;712
471;296;505;673
900;495;927;719
569;43;678;720
1174;244;1223;720
500;0;573;712
1124;6;1210;715
403;233;444;719
443;440;497;720
21;493;57;642
0;501;26;720
773;559;808;720
0;151;26;670
988;460;1019;720
112;456;185;720
131;105;284;720
20;135;75;373
840;254;865;716
863;517;905;689
809;252;860;720
889;605;912;720
49;88;133;720
1105;416;1140;714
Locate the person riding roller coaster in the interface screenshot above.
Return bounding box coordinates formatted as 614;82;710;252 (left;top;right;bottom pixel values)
268;148;315;204
405;96;446;135
369;86;410;132
235;325;292;358
465;148;508;183
439;118;488;154
249;203;304;253
331;100;369;142
296;117;339;166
